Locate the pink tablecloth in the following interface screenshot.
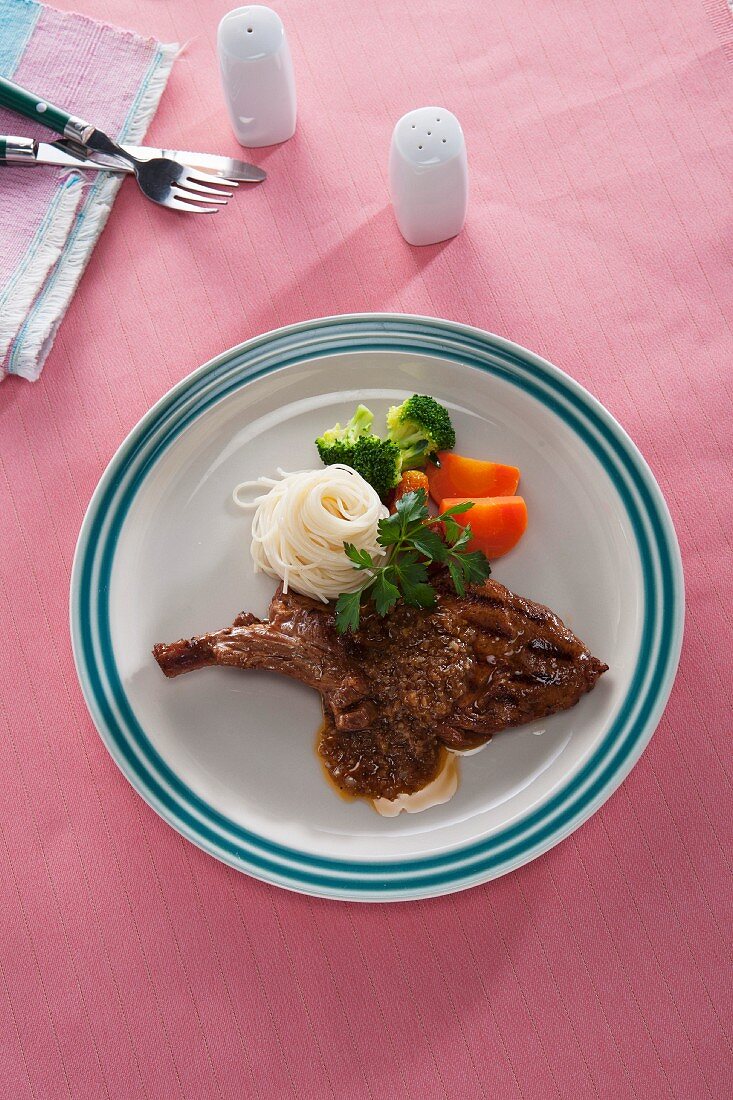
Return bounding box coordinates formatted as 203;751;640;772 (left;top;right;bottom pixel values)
1;1;731;1096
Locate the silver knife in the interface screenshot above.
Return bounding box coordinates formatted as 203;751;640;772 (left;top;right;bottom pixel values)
0;135;265;182
53;137;266;182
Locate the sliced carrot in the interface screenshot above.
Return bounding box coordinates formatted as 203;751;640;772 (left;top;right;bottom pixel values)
427;452;520;505
389;470;430;512
440;496;527;559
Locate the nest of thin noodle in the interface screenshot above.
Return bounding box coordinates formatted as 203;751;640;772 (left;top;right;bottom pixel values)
233;465;388;602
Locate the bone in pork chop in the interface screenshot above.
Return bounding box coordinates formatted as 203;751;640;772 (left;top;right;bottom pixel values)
153;576;607;801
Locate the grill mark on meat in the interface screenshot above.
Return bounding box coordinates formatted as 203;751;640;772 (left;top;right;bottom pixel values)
153;575;608;802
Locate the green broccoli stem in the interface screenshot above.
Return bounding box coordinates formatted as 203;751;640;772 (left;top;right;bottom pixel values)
346;404;374;439
393;428;426;447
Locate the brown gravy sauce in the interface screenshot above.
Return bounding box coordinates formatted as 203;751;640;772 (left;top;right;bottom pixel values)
316;715;460;815
316;717;360;803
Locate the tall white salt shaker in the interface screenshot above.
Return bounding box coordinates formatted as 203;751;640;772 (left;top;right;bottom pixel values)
217;6;297;147
389;107;468;246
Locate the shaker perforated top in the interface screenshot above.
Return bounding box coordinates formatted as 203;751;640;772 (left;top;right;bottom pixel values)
218;5;286;61
392;106;465;170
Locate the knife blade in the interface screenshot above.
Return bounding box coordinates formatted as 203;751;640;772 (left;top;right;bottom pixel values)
53;138;266;182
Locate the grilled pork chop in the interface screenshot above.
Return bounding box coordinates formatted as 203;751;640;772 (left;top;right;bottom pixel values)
153;577;607;801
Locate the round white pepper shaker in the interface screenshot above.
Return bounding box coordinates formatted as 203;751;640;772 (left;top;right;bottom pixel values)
217;6;297;148
389;107;468;246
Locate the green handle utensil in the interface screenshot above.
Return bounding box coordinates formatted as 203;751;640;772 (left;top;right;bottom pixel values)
0;76;81;138
0;76;240;212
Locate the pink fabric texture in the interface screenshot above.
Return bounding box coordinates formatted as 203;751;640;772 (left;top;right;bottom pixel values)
1;1;731;1096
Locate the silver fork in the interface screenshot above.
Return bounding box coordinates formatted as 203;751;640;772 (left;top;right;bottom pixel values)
0;76;236;213
81;129;236;213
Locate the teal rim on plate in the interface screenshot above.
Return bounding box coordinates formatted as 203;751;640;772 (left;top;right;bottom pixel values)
70;314;684;901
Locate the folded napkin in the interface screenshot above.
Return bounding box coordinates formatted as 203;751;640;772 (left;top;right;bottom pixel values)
0;0;176;381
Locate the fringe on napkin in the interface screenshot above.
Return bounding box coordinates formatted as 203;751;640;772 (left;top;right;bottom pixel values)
0;0;177;381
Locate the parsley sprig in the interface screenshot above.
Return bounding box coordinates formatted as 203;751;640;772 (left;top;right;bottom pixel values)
335;489;491;634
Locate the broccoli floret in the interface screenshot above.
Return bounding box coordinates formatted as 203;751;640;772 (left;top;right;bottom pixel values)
316;406;401;498
350;436;402;499
316;404;374;453
386;394;456;470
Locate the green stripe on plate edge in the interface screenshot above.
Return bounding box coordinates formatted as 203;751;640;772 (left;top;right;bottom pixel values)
71;316;681;898
75;319;673;875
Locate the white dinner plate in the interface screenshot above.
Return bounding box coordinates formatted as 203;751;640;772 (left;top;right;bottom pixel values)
70;315;683;901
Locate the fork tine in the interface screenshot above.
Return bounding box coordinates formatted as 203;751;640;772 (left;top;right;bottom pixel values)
162;194;220;214
172;185;229;207
176;177;234;198
183;168;240;189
